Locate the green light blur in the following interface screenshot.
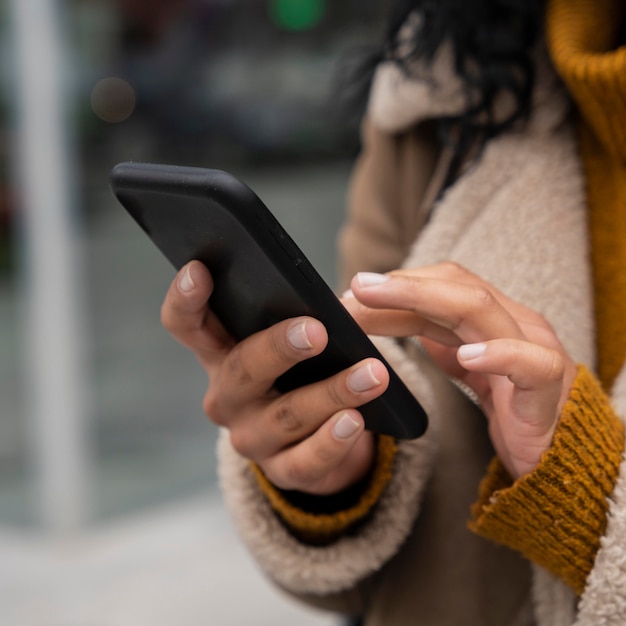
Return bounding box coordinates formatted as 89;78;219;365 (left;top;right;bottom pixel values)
269;0;326;31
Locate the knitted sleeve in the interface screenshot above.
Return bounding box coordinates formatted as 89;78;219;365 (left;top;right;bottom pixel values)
469;365;625;595
251;435;397;544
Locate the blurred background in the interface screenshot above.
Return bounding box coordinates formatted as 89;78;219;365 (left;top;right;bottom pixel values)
0;1;388;624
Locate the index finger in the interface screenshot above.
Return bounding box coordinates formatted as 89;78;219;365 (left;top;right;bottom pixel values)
392;263;543;328
351;271;527;345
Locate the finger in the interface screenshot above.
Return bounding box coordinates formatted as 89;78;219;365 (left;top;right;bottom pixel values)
392;263;546;329
259;411;375;494
203;316;329;419
457;339;568;429
351;272;526;344
341;296;460;346
224;358;389;460
161;261;234;361
419;338;491;400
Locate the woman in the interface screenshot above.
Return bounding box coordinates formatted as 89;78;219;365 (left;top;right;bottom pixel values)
161;0;626;623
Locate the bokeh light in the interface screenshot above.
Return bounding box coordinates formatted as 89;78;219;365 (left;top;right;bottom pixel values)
90;77;136;123
269;0;326;31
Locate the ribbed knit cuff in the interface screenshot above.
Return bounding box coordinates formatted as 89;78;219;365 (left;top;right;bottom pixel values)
251;435;397;544
469;365;625;594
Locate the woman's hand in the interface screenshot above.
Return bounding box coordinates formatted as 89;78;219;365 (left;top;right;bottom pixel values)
344;262;578;479
161;261;388;495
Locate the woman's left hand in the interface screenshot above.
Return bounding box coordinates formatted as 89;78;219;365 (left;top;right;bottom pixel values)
343;262;578;479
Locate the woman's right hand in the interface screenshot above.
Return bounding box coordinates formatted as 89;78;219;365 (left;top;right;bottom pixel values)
161;261;388;495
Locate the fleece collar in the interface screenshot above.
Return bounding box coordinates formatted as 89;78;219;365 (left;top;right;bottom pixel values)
367;21;571;137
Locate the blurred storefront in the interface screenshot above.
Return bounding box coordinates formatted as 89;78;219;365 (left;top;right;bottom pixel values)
1;3;388;623
0;0;386;529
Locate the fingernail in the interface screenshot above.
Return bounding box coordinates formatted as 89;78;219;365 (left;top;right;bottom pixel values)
347;363;381;393
334;413;361;440
179;265;195;293
342;289;355;298
356;272;389;288
287;320;313;350
458;343;487;360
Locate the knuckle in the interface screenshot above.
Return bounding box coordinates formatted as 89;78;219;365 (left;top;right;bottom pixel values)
272;395;304;434
452;285;496;331
544;351;565;382
269;325;292;362
202;388;226;425
471;285;496;309
313;442;337;465
160;300;176;332
225;344;254;387
229;428;253;459
284;457;320;488
441;261;466;276
328;375;349;407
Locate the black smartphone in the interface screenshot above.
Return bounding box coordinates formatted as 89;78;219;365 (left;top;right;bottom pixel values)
109;162;428;439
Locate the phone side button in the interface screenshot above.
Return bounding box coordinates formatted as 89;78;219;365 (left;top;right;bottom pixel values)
295;259;319;283
271;229;300;260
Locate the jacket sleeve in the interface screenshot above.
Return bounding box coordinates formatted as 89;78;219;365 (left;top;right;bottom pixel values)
217;334;440;606
248;434;398;545
574;364;626;624
336;118;440;290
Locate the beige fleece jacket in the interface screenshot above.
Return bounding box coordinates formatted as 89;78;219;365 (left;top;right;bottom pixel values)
217;6;626;625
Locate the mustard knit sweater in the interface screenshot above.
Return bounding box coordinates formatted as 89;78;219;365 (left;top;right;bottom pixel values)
469;0;626;595
254;0;626;597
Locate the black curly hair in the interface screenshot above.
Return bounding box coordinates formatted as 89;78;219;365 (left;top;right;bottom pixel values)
338;0;546;170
